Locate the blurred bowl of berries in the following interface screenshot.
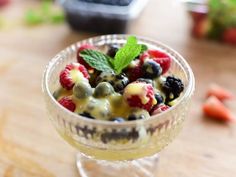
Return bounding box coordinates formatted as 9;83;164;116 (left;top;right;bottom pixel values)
57;0;149;33
42;34;195;177
184;0;236;45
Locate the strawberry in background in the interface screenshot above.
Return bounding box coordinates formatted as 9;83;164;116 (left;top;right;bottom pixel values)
203;83;235;122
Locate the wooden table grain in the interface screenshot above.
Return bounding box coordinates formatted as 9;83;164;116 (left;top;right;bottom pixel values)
0;0;236;177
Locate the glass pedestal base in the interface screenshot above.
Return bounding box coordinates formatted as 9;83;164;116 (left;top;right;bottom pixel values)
76;153;159;177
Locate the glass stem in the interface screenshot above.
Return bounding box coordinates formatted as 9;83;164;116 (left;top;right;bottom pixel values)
76;153;160;177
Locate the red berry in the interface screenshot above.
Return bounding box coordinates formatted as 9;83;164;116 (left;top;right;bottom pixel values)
146;50;172;74
222;28;236;45
148;50;169;58
126;61;143;82
77;44;95;71
124;82;156;111
139;52;149;64
202;96;235;122
58;97;76;112
151;104;169;115
59;63;89;90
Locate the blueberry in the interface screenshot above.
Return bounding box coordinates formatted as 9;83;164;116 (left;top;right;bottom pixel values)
107;45;119;58
154;92;164;105
142;60;162;79
136;78;154;86
84;98;111;120
127;114;138;121
80;112;95;119
96;72;129;92
53;87;64;100
128;114;145;121
94;82;114;98
110;117;125;123
73;82;93;99
128;109;150;121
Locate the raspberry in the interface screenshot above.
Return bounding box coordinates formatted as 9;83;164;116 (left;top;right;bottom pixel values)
58;97;76;112
123;82;157;111
148;49;169;58
126;60;143;82
59;63;89;90
152;57;171;74
151;104;169;115
139;52;149;64
140;50;172;74
77;44;95;71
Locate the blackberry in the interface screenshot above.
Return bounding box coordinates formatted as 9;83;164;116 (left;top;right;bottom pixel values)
96;72;129;92
94;82;114;98
80;112;95;119
107;45;119;58
110;117;125;123
142;60;162;79
162;76;184;102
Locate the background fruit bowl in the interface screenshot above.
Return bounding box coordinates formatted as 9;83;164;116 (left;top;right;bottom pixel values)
184;0;236;45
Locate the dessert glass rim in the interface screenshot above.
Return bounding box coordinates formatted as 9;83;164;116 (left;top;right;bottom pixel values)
42;34;195;127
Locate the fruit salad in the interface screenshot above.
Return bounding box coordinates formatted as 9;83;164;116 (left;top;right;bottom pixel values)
53;36;184;122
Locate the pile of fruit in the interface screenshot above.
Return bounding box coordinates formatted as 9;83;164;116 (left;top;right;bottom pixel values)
191;0;236;45
54;36;184;122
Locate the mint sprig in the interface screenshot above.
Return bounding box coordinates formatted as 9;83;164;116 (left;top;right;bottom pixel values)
112;36;142;74
79;49;114;73
79;36;146;74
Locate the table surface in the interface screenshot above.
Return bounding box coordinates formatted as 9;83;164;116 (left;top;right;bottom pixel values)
0;0;236;177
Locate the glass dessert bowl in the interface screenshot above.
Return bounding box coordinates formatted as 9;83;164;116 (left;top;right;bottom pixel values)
42;34;195;177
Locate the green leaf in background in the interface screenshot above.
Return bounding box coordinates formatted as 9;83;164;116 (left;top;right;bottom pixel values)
24;0;64;26
113;36;142;74
79;49;114;73
25;10;44;25
208;0;236;28
50;12;65;24
41;0;51;15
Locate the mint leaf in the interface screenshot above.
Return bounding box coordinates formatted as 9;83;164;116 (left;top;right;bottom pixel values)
140;44;148;53
113;36;142;74
79;49;114;73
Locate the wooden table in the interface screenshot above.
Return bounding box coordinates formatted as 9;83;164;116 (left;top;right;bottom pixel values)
0;0;236;176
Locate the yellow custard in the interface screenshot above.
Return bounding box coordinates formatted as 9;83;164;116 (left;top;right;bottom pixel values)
124;82;149;104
